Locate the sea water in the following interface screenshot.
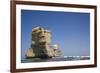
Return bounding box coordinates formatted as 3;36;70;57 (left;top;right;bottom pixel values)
21;56;90;63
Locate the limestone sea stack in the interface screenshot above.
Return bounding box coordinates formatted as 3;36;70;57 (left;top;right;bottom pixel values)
26;26;61;59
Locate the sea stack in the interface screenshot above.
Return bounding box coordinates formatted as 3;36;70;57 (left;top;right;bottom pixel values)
26;26;61;59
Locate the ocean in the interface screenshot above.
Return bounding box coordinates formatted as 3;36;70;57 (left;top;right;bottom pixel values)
21;56;90;63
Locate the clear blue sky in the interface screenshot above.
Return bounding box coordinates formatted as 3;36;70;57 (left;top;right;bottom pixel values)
21;9;90;59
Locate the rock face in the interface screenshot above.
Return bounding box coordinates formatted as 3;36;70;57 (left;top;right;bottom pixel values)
26;48;35;58
52;44;61;57
26;26;61;59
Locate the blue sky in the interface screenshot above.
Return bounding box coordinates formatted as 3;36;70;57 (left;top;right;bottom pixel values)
21;9;90;59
